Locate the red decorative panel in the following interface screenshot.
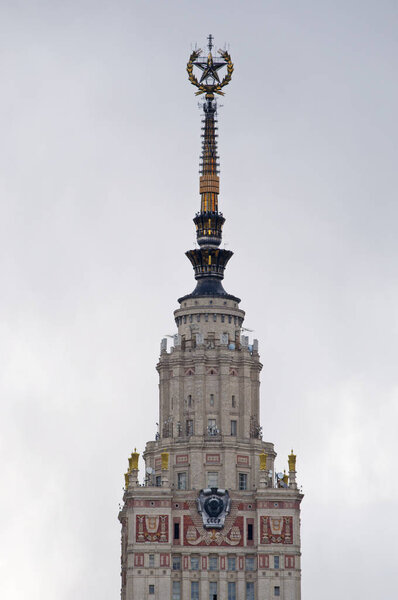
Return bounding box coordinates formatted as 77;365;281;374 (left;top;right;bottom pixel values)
258;554;269;569
160;554;170;567
237;455;249;466
238;556;244;570
155;458;162;470
206;453;220;464
220;556;226;570
257;500;300;509
134;553;144;567
285;555;295;568
176;454;189;465
136;515;169;543
183;515;244;546
131;499;170;508
260;516;293;544
201;556;207;570
183;556;189;570
238;502;256;511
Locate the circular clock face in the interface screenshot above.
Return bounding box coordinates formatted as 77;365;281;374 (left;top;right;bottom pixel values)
204;496;224;518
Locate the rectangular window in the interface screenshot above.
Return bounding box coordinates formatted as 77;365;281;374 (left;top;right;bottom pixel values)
230;420;237;436
274;555;280;569
239;473;248;490
149;584;155;595
231;395;236;408
209;555;218;571
187;394;192;407
191;581;199;600
177;472;187;490
172;555;181;570
274;586;280;597
246;582;255;600
174;522;180;540
228;581;236;600
149;554;155;567
227;556;236;571
186;419;194;436
208;419;217;436
207;472;219;488
246;556;255;571
209;581;218;600
156;475;161;487
172;581;181;600
247;523;253;541
210;393;214;406
190;556;199;570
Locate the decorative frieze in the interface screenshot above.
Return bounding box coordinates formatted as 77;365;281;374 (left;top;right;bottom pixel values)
257;500;300;509
260;516;293;545
183;514;244;546
135;515;169;543
205;453;220;464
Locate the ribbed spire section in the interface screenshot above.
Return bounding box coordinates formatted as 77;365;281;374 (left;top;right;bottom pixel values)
180;37;239;302
194;98;225;248
200;99;219;211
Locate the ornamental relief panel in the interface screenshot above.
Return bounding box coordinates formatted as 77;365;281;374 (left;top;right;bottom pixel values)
136;515;169;543
183;500;243;547
260;516;293;544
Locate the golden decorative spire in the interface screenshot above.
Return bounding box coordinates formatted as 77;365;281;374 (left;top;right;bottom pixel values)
288;449;296;472
129;449;139;471
259;451;268;471
161;451;169;470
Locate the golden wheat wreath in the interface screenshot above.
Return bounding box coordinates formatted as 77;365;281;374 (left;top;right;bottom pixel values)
186;49;234;96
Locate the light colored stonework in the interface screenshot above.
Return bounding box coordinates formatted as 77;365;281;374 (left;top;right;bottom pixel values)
119;37;303;600
119;296;303;600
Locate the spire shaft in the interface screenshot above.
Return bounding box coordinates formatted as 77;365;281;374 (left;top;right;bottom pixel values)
181;37;238;302
200;99;219;214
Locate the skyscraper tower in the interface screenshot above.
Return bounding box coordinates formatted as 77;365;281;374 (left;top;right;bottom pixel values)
119;36;303;600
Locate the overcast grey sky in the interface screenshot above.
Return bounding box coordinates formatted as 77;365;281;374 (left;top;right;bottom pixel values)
1;1;397;598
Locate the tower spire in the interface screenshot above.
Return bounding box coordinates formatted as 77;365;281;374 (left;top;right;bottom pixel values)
182;37;237;302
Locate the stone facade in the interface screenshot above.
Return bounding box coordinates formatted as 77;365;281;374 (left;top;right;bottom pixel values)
118;295;303;600
118;37;303;600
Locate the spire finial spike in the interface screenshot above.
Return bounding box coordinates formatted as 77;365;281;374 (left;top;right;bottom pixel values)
207;33;213;52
